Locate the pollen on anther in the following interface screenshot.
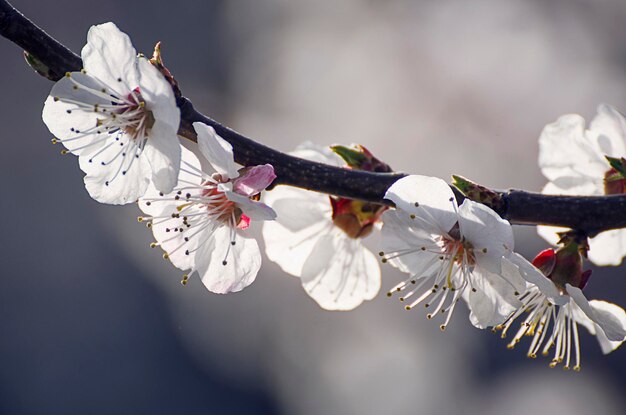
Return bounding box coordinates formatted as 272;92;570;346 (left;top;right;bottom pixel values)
381;258;388;263
405;305;411;311
378;251;384;256
386;292;393;297
163;253;169;259
150;242;157;248
440;325;446;331
410;214;416;219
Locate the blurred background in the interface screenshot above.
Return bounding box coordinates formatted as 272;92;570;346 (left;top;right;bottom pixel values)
1;0;626;413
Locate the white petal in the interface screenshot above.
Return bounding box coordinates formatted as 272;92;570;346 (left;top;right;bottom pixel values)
139;144;203;216
384;175;458;234
262;186;333;276
78;136;151;204
458;200;513;274
541;177;603;197
194;122;239;179
538;113;607;183
566;284;598;329
136;57;179;130
264;185;330;231
195;226;261;294
149;204;199;272
142;121;181;194
587;229;626;266
536;224;565;247
291;141;345;166
81;22;139;91
588;299;626;342
300;232;381;310
499;256;529;295
508;252;568;306
595;328;624;355
225;191;276;221
380;210;440;276
589;104;626;158
466;267;521;329
43;73;111;156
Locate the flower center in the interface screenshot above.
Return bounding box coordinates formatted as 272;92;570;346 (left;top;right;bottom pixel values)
604;167;626;195
112;88;155;140
441;238;476;266
200;181;247;228
330;197;386;239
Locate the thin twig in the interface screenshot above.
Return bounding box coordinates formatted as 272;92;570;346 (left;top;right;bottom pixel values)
1;0;625;235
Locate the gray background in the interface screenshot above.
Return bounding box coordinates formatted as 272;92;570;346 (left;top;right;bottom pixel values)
1;0;626;414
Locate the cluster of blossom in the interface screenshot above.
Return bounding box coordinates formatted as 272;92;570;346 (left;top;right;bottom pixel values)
43;23;626;371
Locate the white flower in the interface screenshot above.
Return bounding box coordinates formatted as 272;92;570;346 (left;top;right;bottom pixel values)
43;22;180;204
498;251;626;371
537;104;626;265
138;122;276;294
380;175;526;330
262;143;382;311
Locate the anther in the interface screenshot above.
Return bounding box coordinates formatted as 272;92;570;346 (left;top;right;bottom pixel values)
163;253;169;259
222;260;228;266
150;242;157;248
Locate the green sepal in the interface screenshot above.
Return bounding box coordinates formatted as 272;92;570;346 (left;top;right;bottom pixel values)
605;156;626;179
330;145;367;168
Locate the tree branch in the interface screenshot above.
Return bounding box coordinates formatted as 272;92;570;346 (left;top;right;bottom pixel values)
1;0;625;235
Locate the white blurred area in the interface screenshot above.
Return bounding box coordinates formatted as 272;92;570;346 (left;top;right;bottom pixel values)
99;0;626;414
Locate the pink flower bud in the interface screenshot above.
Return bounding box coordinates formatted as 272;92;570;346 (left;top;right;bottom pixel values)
233;164;276;197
